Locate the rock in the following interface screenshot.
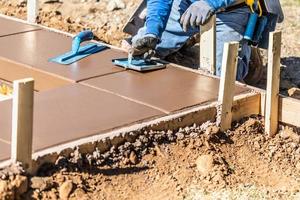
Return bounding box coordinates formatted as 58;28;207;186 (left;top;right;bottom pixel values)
106;0;125;11
17;0;26;6
195;155;214;175
74;188;86;199
30;177;54;191
280;127;300;143
176;132;185;140
0;180;13;200
48;190;58;200
129;151;138;165
296;162;300;171
205;126;220;136
55;173;65;184
13;175;28;194
154;145;166;157
122;158;130;165
59;180;73;199
288;87;300;99
253;141;261;149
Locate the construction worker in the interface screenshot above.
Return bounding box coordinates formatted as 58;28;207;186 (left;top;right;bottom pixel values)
127;0;284;82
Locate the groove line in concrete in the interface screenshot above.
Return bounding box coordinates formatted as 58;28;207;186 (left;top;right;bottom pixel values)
0;29;42;38
0;138;10;145
81;82;170;114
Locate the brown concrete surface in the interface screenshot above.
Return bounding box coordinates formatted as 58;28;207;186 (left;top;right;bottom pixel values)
0;141;10;162
0;84;163;159
0;57;71;91
83;66;248;112
0;30;126;82
0;17;40;37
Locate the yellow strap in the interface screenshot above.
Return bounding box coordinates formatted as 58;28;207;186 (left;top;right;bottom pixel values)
245;0;262;16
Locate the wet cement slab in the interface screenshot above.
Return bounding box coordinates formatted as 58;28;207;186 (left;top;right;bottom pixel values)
82;66;248;113
0;57;71;91
0;17;40;37
0;30;126;82
0;141;10;162
0;84;163;157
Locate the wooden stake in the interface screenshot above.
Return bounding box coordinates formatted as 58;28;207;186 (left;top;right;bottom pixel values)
218;42;239;131
11;78;34;171
199;15;216;74
265;31;281;136
27;0;38;23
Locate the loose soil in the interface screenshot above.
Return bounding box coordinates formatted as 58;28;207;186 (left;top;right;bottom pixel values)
1;117;300;199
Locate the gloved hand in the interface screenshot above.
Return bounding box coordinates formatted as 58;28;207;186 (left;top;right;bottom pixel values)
180;1;214;32
131;34;159;59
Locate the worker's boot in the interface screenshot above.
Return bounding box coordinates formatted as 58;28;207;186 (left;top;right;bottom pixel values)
244;47;264;85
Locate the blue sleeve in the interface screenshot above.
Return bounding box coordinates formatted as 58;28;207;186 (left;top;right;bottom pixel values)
204;0;237;10
146;0;174;38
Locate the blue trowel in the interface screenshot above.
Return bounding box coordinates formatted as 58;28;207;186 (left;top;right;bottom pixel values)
49;30;107;65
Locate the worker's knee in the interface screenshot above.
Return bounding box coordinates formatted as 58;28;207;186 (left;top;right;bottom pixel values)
215;8;251;81
215;41;251;81
236;43;251;81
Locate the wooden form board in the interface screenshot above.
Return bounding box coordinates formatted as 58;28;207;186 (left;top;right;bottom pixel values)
218;42;239;131
199;15;216;73
264;31;281;136
27;0;38;23
11;78;34;171
232;93;261;122
0;57;72;91
261;93;300;128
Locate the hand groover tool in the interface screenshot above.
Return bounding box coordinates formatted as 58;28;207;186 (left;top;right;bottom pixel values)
49;31;107;65
112;57;166;72
113;48;165;72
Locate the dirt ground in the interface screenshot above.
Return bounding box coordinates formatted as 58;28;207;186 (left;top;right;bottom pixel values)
0;1;300;199
1;117;300;199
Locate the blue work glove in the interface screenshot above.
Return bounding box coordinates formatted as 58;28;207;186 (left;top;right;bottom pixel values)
180;1;214;32
131;34;159;59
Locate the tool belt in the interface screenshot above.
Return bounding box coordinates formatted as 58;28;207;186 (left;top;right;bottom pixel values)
219;0;270;48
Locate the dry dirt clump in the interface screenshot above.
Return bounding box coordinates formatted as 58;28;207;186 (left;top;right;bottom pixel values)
1;117;298;200
0;163;28;199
